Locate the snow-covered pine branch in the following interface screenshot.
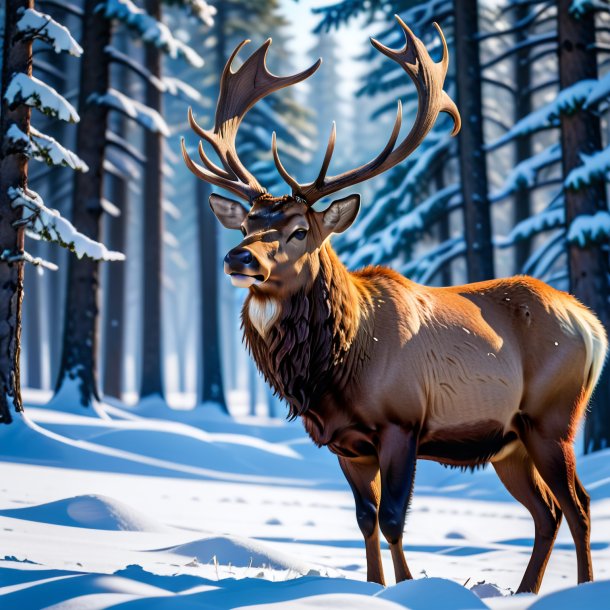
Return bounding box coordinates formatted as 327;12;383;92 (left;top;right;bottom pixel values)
584;71;610;109
7;124;88;171
488;80;596;149
495;206;565;247
104;45;165;91
570;0;610;17
567;211;610;247
8;187;125;261
522;232;566;279
491;143;562;201
16;7;83;56
90;88;170;136
564;145;610;189
4;73;80;122
162;76;203;103
96;0;204;67
401;237;466;285
166;0;216;26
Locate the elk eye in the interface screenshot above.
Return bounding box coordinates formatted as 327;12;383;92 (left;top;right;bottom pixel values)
289;228;307;242
240;226;247;237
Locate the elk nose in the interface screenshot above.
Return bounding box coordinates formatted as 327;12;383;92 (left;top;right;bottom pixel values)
225;248;253;265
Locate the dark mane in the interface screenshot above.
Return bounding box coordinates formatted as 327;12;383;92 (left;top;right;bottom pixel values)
242;245;373;419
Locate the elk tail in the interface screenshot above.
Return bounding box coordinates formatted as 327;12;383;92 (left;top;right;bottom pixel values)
570;304;608;407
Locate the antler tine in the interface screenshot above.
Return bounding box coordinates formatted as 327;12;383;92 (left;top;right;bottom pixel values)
183;39;321;203
279;18;461;206
314;122;337;188
272;132;301;194
181;138;261;201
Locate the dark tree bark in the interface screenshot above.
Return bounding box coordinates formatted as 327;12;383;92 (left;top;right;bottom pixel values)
196;180;227;411
24;242;41;388
102;35;130;401
55;0;112;406
513;3;533;272
434;167;452;286
139;0;165;399
102;173;127;399
0;0;33;423
558;1;610;453
454;0;495;282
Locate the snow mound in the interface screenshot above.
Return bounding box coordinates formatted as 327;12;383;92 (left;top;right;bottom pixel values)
0;495;169;532
161;535;317;573
375;577;488;609
529;580;610;610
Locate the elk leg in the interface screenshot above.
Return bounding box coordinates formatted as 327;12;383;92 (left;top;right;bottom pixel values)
338;456;385;585
521;430;592;584
493;444;562;593
377;425;418;583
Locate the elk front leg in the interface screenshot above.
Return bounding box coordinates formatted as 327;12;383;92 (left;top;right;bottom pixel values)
378;425;418;583
338;456;385;585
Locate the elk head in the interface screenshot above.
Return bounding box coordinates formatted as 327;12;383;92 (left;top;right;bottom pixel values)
182;17;460;299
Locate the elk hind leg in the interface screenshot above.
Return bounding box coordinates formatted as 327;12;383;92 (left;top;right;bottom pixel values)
338;456;385;585
520;424;592;584
493;444;562;593
378;425;418;583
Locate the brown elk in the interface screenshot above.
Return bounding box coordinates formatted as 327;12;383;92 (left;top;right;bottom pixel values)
182;18;608;593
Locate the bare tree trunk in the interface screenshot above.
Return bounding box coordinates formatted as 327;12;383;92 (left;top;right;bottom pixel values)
54;0;111;407
139;0;165;399
196;180;228;411
102;174;127;399
24;242;41;388
558;1;610;453
102;36;129;401
513;3;533;272
0;0;32;422
454;0;495;282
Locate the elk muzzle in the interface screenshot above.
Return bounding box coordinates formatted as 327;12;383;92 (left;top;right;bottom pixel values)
224;246;268;288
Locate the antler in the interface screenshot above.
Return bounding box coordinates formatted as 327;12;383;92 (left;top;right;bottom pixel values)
273;17;461;206
182;39;321;202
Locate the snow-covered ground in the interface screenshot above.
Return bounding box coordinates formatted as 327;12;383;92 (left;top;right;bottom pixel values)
1;391;609;609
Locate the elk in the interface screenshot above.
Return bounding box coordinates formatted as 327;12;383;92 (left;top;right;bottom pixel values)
182;18;608;593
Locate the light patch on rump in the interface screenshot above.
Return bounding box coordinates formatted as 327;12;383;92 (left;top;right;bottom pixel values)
249;297;279;338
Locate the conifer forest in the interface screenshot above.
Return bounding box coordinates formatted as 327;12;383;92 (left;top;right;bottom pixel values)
1;1;610;608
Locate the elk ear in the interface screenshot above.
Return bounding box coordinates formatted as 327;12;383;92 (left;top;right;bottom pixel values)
209;193;248;230
322;194;360;235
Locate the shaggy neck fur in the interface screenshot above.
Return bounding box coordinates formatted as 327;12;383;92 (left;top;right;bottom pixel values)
242;244;373;419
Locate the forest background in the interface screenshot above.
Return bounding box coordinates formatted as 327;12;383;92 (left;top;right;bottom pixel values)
0;0;609;456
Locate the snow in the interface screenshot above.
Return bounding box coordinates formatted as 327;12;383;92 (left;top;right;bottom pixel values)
163;77;204;103
90;88;170;136
7;124;88;171
496;207;565;248
97;0;204;68
0;394;608;608
567;211;610;247
570;0;608;17
16;7;83;56
182;0;216;26
4;73;80;122
489;81;596;149
491;145;561;202
564;146;610;189
585;71;610;109
8;187;125;261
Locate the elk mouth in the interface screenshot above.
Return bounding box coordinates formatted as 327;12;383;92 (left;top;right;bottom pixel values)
230;273;265;288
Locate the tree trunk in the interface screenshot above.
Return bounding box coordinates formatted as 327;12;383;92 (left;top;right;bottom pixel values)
54;0;111;407
102;173;127;399
454;0;495;282
196;180;227;411
558;1;610;453
0;0;32;423
102;35;129;401
139;0;165;399
434;167;452;286
513;3;533;272
24;242;41;388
